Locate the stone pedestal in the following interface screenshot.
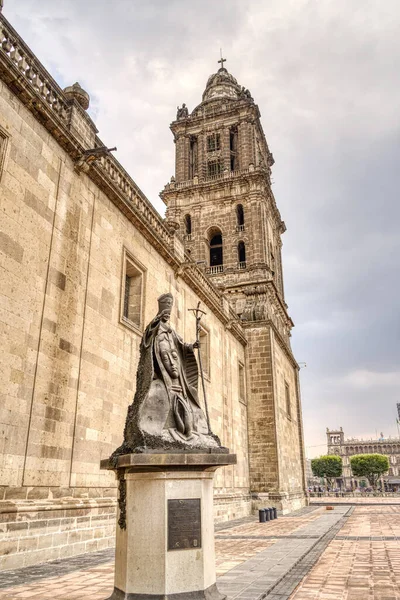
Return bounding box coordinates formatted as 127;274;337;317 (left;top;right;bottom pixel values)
101;453;236;600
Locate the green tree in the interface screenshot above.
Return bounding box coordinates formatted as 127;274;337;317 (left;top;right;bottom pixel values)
311;455;342;488
350;454;389;489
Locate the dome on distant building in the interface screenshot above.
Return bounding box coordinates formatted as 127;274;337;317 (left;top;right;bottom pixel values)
201;60;254;104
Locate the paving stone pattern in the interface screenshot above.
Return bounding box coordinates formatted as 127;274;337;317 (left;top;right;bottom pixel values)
290;506;400;600
0;504;399;600
216;506;350;600
310;497;400;505
0;549;115;589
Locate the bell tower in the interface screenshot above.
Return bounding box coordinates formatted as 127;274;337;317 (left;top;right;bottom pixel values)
161;59;307;513
161;59;286;320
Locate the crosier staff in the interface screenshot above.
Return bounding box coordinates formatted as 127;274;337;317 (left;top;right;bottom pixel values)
188;301;210;434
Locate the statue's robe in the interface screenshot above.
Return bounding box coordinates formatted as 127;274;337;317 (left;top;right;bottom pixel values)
116;312;216;454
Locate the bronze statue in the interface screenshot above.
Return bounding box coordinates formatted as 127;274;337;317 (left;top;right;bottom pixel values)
176;103;189;119
111;294;224;458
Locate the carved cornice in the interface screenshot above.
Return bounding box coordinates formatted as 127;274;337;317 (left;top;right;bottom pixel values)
239;280;294;344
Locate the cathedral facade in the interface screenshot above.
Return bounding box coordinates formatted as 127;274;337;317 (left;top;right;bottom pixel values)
0;7;306;571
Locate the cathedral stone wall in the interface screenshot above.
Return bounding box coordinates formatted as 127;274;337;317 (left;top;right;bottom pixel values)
244;325;279;492
0;77;250;570
273;334;307;510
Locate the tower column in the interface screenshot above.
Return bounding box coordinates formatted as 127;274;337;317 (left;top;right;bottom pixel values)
245;324;280;493
175;134;186;182
238;120;255;169
249;197;263;265
221;126;230;171
198;132;206;180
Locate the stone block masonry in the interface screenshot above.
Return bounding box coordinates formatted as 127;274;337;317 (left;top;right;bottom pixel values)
0;493;116;571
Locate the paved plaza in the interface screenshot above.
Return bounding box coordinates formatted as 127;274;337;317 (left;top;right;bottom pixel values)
310;496;400;505
0;502;399;600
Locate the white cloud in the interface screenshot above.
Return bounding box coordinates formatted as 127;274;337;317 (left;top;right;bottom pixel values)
343;369;400;389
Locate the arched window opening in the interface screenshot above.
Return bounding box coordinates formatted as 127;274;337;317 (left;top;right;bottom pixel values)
270;245;275;277
189;136;198;179
184;214;192;239
238;241;246;269
236;204;244;231
208;232;223;273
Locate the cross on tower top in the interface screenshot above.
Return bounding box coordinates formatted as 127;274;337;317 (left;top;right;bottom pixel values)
218;49;226;69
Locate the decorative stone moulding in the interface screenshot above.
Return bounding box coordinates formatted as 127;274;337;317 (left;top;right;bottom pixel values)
63;81;90;110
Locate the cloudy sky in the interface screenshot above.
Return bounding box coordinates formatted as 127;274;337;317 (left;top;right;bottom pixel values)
5;0;400;457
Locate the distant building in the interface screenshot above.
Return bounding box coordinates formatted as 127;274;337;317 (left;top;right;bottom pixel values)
326;427;400;489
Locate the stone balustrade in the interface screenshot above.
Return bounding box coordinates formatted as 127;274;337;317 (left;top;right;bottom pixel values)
206;265;224;274
165;165;260;192
0;15;69;124
97;150;172;249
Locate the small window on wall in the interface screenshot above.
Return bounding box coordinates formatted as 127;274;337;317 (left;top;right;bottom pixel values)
207;159;224;177
209;232;223;266
0;126;9;182
189;136;198;178
238;362;246;404
270;248;276;277
236;204;244;229
238;241;246;266
121;251;146;332
184;214;192;235
207;133;220;152
199;326;210;379
285;381;291;420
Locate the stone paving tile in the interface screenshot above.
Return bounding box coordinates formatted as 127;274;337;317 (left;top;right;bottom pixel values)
338;506;400;538
0;549;115;589
216;507;350;600
289;507;400;600
280;507;322;518
0;562;114;599
310;497;400;505
265;511;353;600
216;538;277;576
217;509;325;540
